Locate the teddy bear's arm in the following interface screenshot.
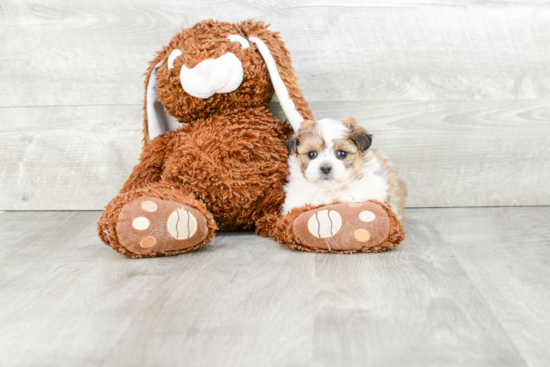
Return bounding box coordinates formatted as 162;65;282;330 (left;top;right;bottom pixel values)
120;133;173;194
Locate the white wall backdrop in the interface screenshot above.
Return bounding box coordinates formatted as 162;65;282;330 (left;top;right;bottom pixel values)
1;0;549;210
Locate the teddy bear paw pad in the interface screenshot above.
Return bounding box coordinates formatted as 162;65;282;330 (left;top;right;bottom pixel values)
293;202;391;252
116;196;209;255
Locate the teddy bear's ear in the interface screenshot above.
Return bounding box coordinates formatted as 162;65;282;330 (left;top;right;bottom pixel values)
249;28;314;132
143;59;180;144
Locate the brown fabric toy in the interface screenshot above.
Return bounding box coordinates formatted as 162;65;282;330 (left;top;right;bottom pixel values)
268;201;405;254
97;20;404;258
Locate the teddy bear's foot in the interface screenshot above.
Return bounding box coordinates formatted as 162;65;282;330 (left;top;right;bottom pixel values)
115;196;210;256
287;201;405;253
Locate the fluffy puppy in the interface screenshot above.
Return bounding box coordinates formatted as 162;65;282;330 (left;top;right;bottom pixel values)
282;118;407;217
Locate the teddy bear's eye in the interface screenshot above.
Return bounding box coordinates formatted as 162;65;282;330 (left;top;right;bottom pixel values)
228;35;250;49
308;151;317;159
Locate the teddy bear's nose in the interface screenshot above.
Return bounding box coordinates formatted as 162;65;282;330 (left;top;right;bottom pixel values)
180;52;243;99
194;59;216;79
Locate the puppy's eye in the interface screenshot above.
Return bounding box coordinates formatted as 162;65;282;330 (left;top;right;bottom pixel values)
308;151;318;159
336;150;347;159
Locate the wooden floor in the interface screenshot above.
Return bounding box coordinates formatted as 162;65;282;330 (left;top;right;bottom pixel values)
1;207;549;367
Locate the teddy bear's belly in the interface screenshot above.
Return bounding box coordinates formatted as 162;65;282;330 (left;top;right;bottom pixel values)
162;114;291;230
192;161;287;230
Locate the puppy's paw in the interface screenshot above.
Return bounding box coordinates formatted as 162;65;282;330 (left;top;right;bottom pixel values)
311;195;331;207
341;192;369;203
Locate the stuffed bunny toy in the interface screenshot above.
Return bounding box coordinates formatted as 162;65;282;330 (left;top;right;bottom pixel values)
98;20;404;258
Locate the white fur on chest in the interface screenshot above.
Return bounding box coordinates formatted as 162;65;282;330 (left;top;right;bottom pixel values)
282;155;389;214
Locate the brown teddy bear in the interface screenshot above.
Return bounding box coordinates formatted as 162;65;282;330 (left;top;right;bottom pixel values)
98;20;404;258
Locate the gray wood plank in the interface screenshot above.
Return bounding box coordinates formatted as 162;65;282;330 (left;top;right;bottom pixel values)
1;100;549;210
1;207;548;366
0;211;98;286
0;105;143;210
101;234;315;367
432;207;550;367
311;208;531;367
1;1;549;106
0;212;183;367
0;212;315;367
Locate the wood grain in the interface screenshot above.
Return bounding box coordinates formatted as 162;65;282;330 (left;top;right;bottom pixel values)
432;207;550;367
1;2;549;366
311;208;529;367
1;1;549;106
0;207;548;366
1;100;548;210
0;105;143;210
2;0;549;210
0;211;316;367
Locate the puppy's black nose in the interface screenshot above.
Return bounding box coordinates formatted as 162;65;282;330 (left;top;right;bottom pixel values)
320;165;332;174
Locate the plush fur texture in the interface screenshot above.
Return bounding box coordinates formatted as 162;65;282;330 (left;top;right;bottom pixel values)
141;20;314;143
98;20;314;257
282;118;407;217
97;19;405;257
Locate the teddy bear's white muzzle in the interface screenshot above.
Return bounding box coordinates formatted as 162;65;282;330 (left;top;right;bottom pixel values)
180;53;244;99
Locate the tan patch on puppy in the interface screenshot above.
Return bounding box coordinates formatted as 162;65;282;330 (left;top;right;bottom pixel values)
344;117;406;217
334;138;361;172
290;120;325;175
300;119;316;130
370;150;408;217
343;117;373;153
334;117;372;182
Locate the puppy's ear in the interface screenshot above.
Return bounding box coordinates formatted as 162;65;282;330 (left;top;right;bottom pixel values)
345;118;373;152
299;119;315;131
354;127;373;152
284;134;298;155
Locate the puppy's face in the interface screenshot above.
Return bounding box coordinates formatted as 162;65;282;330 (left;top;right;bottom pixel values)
285;118;372;187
